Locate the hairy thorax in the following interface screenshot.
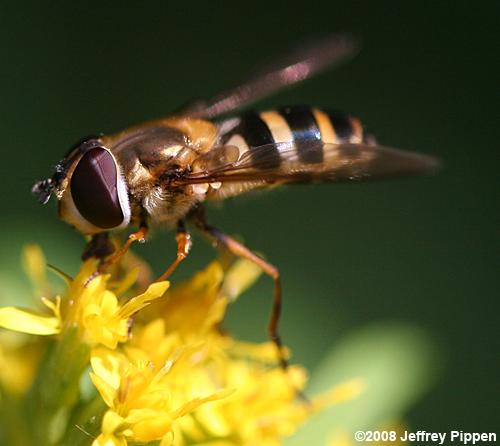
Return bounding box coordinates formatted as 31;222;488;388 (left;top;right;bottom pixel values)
102;118;219;227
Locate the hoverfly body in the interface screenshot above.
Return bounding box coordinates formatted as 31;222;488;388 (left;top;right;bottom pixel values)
32;34;439;371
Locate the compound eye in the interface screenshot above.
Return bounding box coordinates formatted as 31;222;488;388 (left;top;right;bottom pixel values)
71;147;124;229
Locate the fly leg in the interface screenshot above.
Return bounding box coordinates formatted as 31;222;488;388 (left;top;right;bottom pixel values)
192;206;310;403
191;206;289;372
156;220;192;282
81;232;115;262
84;225;148;285
125;221;190;337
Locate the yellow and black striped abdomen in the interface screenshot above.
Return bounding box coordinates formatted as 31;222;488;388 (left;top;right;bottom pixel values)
219;105;368;168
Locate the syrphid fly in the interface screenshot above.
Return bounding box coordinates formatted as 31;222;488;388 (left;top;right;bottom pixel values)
32;34;439;370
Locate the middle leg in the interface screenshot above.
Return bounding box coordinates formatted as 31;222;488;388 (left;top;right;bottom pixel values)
156;220;192;282
191;206;289;371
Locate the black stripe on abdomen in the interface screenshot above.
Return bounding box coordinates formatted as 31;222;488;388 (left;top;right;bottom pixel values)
326;110;354;141
237;112;281;169
279;105;323;164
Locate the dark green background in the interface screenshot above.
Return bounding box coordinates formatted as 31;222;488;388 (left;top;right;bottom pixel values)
0;0;498;435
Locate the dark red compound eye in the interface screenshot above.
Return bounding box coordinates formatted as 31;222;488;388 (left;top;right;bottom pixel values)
71;147;124;229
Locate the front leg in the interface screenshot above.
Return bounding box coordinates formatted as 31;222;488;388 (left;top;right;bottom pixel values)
97;225;148;273
82;232;115;261
84;225;148;286
156;220;192;282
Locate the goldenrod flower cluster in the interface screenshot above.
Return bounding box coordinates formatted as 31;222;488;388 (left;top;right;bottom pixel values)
0;245;363;445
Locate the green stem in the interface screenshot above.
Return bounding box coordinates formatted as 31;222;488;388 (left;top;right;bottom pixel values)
60;395;106;446
0;390;31;446
26;328;90;445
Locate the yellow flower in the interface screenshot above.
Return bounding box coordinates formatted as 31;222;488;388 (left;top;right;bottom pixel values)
0;247;364;445
87;259;364;446
76;274;169;348
90;346;231;445
0;247;169;348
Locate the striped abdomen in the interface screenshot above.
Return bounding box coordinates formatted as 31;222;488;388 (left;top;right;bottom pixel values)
218;105;372;168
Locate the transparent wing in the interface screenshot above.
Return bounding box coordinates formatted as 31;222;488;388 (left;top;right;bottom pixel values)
175;142;441;185
183;34;359;119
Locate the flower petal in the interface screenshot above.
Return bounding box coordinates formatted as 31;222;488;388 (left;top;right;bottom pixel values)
101;410;126;435
313;378;366;411
22;244;48;293
118;281;169;320
90;372;117;408
90;348;122;390
0;307;60;335
92;433;127;446
130;412;173;442
41;296;61;319
222;258;262;302
172;389;234;419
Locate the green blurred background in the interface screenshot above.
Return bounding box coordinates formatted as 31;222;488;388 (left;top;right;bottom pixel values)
0;0;497;437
